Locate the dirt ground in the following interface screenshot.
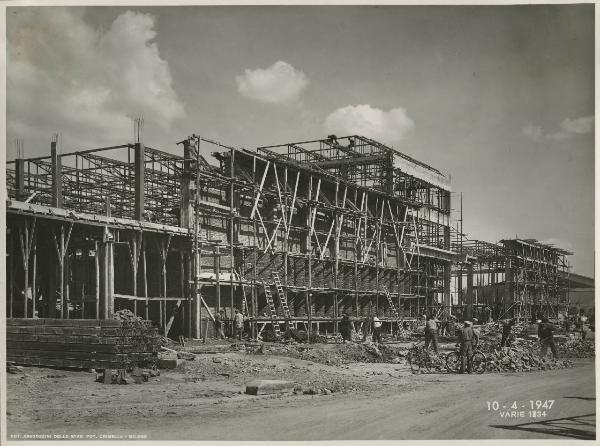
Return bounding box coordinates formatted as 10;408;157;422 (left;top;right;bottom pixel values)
6;338;596;441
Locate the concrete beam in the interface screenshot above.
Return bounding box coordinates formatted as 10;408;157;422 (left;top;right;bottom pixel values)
314;154;387;169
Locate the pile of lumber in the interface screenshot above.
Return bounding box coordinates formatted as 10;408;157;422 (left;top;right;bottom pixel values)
7;318;160;370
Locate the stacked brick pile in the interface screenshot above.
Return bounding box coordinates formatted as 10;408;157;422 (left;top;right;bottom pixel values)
7;318;160;370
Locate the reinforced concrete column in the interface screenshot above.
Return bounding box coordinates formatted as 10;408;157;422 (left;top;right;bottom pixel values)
443;261;451;308
180;139;194;229
134;142;145;221
15;158;25;201
100;232;115;319
466;262;474;321
51;141;63;208
505;257;514;318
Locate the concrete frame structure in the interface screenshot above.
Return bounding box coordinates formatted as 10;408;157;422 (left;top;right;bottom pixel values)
5;133;575;337
6;134;455;338
450;237;572;322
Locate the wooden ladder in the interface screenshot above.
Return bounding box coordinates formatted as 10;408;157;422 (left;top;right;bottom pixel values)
272;271;291;319
384;288;402;329
263;281;281;338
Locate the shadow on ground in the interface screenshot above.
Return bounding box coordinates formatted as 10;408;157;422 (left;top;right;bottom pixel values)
490;413;595;440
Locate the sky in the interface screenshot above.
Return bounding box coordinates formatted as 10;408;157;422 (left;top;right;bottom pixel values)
6;5;595;276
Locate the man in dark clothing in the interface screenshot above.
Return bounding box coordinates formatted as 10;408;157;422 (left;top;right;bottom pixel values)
340;314;353;342
500;318;516;347
214;310;225;339
538;317;558;359
424;315;439;354
457;321;477;374
484;306;492;324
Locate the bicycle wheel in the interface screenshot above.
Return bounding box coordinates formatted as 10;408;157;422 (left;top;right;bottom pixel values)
445;351;461;373
420;350;433;373
471;351;487;374
407;347;421;373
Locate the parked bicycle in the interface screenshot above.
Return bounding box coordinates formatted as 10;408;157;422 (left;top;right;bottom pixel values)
445;345;487;374
407;341;445;373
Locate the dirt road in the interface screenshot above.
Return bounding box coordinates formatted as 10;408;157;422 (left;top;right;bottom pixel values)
145;361;596;440
9;360;594;441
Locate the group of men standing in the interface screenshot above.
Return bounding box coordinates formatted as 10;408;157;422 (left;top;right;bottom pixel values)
422;314;561;373
214;308;246;340
424;315;480;373
215;306;563;365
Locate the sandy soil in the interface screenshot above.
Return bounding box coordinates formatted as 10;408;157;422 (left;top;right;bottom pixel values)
6;340;595;441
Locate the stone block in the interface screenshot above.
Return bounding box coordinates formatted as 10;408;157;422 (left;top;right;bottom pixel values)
158;358;184;369
245;379;295;396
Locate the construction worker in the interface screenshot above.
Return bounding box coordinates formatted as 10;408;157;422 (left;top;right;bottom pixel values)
372;315;382;343
538;317;558;359
424;315;439;354
500;318;516;347
484;306;492;323
578;310;589;340
340;314;353;342
234;308;244;341
472;318;481;349
457;320;476;374
214;310;226;339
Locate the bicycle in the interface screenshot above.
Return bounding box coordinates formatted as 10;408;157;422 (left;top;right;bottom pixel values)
407;341;445;373
445;344;487;374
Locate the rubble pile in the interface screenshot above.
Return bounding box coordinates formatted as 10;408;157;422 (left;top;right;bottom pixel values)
112;309;145;322
559;338;595;358
475;323;500;336
309;332;329;343
478;339;574;372
283;328;309;342
260;341;402;365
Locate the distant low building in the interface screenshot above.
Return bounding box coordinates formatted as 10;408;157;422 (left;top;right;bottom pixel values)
563;272;595;314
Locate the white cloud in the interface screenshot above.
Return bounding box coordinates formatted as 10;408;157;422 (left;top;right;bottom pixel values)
559;116;594;135
522;124;544;143
522;115;594;143
324;104;415;143
7;8;185;153
236;61;309;104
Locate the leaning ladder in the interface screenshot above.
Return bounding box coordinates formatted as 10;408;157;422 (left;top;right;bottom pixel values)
272;271;291;319
263;281;281;338
384;288;402;330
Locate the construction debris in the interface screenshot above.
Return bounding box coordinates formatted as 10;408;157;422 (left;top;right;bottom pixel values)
559;338;595;358
112;309;144;322
258;341;402;366
7;363;24;374
478;340;574;372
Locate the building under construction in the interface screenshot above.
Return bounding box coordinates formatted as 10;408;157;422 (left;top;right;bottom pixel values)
451;237;572;322
5;133;574;339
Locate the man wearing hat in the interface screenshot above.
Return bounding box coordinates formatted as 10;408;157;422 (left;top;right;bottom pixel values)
457;320;476;374
538;317;559;359
424;314;439;354
500;318;516;347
